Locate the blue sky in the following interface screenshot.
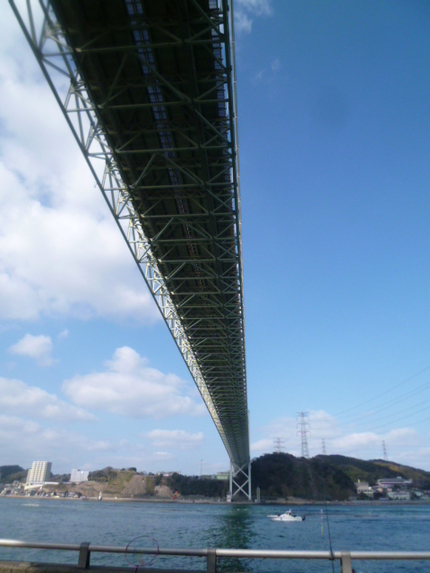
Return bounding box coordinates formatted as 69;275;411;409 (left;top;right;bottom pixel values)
0;0;429;476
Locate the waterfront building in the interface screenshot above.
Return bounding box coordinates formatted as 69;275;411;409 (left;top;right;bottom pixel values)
26;461;52;486
71;469;89;483
376;477;413;489
388;491;411;500
355;480;374;497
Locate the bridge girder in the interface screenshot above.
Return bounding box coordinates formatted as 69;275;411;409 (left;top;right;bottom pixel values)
11;0;250;475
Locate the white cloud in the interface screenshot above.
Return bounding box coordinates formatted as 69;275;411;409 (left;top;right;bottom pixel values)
236;0;272;17
0;377;95;422
0;414;115;470
9;333;54;366
235;0;272;34
86;441;114;452
249;411;429;468
235;12;253;34
252;70;264;83
144;429;204;450
0;162;157;323
271;58;281;72
332;431;381;450
0;414;39;436
250;438;273;452
58;329;69;340
63;347;206;419
0;414;189;473
383;427;418;442
153;451;176;461
0;9;159;324
331;427;418;453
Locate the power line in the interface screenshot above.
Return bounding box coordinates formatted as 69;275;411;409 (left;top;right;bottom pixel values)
333;365;430;419
310;393;430;435
331;380;430;428
359;403;430;434
318;396;430;434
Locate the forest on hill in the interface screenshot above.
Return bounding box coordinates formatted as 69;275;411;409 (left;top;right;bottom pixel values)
251;453;430;500
0;465;26;483
251;453;356;501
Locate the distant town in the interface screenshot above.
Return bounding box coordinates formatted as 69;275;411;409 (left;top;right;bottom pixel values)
0;461;231;501
355;477;424;501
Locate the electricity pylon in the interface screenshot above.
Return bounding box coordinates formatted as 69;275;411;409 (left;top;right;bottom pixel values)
274;437;285;452
382;441;388;461
297;412;310;458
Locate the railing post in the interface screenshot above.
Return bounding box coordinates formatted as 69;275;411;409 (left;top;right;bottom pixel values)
207;548;217;573
340;551;353;573
78;542;91;569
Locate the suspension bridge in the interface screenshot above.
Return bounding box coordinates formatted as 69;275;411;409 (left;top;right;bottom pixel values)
11;0;250;499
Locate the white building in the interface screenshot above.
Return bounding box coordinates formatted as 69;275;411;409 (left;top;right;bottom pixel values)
388;491;411;501
377;477;413;489
26;461;52;486
71;469;89;483
355;480;374;497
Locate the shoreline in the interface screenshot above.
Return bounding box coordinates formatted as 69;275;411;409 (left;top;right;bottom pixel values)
1;493;429;506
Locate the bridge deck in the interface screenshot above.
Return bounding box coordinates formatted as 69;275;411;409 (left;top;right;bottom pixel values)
39;0;249;465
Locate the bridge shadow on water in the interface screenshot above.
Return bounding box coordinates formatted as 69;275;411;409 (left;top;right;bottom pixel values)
204;505;255;573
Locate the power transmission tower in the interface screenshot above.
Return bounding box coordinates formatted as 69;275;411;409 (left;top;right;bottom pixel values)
382;441;388;461
322;438;327;455
273;437;285;452
296;412;310;458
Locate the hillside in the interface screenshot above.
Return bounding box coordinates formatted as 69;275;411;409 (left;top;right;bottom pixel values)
0;465;26;483
251;453;356;501
251;453;430;501
314;455;430;488
42;467;227;500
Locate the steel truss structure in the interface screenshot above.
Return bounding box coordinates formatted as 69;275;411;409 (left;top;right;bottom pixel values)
229;460;251;501
11;0;250;496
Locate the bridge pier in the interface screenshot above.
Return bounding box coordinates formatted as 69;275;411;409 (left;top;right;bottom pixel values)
229;460;251;501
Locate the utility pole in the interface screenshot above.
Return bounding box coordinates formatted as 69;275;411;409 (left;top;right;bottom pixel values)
297;412;310;459
273;437;285;452
382;441;388;462
322;438;327;455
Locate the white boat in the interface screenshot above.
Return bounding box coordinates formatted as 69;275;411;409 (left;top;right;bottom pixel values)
267;510;305;522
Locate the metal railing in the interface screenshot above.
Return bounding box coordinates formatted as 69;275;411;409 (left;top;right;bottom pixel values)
1;539;430;573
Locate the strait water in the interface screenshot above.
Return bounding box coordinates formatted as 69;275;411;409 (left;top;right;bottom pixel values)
1;497;429;572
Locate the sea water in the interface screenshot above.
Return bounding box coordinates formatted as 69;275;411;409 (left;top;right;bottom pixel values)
1;497;429;572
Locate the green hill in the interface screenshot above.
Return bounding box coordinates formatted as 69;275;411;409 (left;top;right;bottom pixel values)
314;455;430;488
251;453;356;501
0;465;26;483
251;453;430;501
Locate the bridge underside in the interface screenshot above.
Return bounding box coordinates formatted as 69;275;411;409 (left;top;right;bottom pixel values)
11;0;249;481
